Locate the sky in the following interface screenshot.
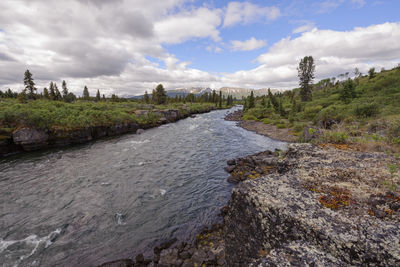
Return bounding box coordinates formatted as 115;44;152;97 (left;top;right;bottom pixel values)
0;0;399;96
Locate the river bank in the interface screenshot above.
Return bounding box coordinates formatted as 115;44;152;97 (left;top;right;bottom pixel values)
225;110;298;143
0;105;216;157
101;141;400;266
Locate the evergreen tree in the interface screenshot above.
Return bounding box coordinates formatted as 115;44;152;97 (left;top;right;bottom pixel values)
83;86;90;100
339;78;356;103
43;87;49;99
24;69;36;99
144;90;150;103
261;96;266;107
55;84;62;100
243;98;248;112
49;82;56;100
368;68;375;79
219;91;222;108
297;56;315;101
248;91;255;109
155;84;167;105
151;89;157;104
212;90;217;103
268;89;279;112
62;80;68;99
96;89;101;101
102;94;105;100
0;90;3;98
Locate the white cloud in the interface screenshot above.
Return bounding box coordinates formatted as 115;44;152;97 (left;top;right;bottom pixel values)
224;22;400;89
0;0;223;95
230;37;267;51
292;22;316;34
223;2;280;27
154;7;222;44
317;0;366;13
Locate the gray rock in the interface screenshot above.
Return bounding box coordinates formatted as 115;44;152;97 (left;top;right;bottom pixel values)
158;248;179;266
136;129;145;135
302;126;321;142
225;143;400;266
12;127;49;151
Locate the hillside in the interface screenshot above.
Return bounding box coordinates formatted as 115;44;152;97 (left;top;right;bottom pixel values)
242;66;400;152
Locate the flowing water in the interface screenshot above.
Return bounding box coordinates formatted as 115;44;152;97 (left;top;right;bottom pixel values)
0;107;286;266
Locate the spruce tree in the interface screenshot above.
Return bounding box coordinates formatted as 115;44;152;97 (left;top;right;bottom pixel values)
83;86;90;100
18;89;27;103
96;89;101;101
297;56;315;101
144;90;150;103
49;82;56;100
24;69;36;99
339;78;356;103
155;84;167;105
43;87;49;99
55;84;62;100
248;91;255;109
219;91;222;108
62;80;68;99
368;68;375;79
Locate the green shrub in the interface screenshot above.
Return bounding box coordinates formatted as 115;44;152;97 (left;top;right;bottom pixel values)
353;103;379;118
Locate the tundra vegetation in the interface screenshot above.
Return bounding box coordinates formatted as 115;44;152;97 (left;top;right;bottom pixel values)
0;70;235;142
242;58;400;153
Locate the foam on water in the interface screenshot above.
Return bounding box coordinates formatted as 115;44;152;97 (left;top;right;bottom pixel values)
0;228;61;266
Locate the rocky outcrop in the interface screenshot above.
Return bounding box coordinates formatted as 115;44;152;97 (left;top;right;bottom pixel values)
12;127;49;151
224;143;400;266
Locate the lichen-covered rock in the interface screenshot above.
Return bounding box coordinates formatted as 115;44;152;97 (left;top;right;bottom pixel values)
224;143;400;266
12;127;49;151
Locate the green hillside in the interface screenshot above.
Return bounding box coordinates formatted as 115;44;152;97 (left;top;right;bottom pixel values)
243;66;400;152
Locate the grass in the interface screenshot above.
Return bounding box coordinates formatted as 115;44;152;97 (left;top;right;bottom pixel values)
0;99;217;137
242;66;400;152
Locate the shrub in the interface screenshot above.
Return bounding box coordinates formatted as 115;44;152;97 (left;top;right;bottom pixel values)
353;103;379;118
303;105;323;120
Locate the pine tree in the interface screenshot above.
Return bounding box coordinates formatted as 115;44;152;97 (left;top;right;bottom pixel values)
261;96;266;107
55;84;62;100
49;82;56;100
248;91;255;109
368;68;375;79
96;89;101;101
339;78;356;103
212;90;217;103
43;87;49;99
298;56;315;101
102;94;105;100
62;80;68;99
24;69;36;99
144;90;150;104
155;84;167;105
219;91;222;108
83;86;90;100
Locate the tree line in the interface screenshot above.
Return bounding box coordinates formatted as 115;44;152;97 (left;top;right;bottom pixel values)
1;70;236;107
142;84;235;107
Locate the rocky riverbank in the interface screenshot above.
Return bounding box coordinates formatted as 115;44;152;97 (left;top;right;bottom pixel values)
100;142;400;266
225;110;297;142
0;107;215;157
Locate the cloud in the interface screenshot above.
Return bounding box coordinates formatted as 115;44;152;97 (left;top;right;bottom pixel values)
223;2;280;27
292;22;316;34
0;0;223;95
317;0;366;13
230;37;267;51
155;7;221;44
224;22;400;89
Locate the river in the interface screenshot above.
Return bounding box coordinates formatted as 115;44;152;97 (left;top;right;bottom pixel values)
0;107;286;266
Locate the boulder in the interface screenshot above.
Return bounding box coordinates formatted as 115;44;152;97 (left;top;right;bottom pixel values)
136;129;145;135
302;125;321;142
12;127;49;151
